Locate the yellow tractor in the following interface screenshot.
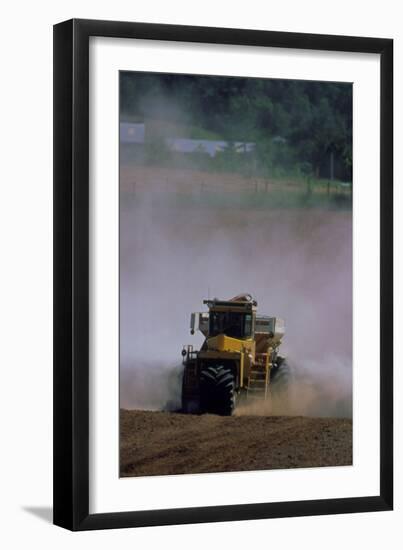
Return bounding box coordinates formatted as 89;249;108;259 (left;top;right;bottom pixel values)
181;294;289;415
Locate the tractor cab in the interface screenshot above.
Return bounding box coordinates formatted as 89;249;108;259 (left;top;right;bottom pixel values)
206;298;256;340
190;294;257;341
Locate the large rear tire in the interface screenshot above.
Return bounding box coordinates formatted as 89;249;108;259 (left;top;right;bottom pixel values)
200;365;236;416
270;357;293;414
271;357;292;389
182;397;200;414
181;365;200;414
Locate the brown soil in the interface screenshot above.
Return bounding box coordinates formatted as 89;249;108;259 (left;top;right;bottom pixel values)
120;409;352;477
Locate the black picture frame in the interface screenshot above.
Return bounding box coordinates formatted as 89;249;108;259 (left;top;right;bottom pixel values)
53;18;393;531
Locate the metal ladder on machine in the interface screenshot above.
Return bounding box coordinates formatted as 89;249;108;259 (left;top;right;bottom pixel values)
247;351;271;400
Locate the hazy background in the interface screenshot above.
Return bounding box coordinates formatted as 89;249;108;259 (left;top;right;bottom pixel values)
119;72;352;417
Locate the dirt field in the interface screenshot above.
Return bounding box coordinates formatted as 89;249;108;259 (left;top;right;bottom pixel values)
120;409;352;477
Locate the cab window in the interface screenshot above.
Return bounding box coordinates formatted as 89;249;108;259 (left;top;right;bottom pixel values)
209;312;253;339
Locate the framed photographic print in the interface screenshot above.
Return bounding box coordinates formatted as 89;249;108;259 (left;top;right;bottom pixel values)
53;19;393;530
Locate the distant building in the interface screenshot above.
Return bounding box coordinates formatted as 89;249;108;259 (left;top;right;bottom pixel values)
166;138;255;157
272;136;287;144
120;120;255;157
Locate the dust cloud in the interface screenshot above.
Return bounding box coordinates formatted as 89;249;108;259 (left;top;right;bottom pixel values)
120;171;352;418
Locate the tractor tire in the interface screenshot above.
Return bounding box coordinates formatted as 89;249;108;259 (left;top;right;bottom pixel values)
181;367;200;414
200;365;236;416
216;367;237;416
182;397;200;414
271;361;292;389
271;357;292;390
270;358;293;413
199;365;219;413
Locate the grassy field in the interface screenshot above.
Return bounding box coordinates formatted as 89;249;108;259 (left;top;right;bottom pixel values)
120;165;352;210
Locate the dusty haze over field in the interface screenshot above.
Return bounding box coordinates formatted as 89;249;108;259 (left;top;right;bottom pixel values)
120;171;352;418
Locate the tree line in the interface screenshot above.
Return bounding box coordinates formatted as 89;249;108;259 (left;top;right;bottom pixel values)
120;71;352;181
